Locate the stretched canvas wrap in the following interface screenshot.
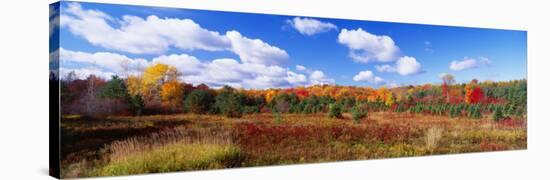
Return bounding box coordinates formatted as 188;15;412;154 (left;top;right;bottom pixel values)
49;1;527;178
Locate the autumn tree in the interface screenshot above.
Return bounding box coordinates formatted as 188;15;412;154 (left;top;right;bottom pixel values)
141;63;179;105
465;79;484;104
385;92;395;107
126;75;142;96
160;81;184;109
441;73;455;103
265;90;277;103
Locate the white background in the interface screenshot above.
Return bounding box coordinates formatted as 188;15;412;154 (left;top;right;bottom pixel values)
0;0;548;179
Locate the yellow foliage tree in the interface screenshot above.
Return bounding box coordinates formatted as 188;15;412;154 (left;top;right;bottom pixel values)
126;75;142;96
335;88;350;100
141;63;179;103
265;90;277;103
385;92;395;107
464;84;473;104
376;87;389;102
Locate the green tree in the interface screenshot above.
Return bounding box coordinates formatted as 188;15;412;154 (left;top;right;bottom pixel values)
492;105;505;121
468;105;482;119
214;86;243;118
328;103;343;119
185;90;214;114
129;94;144;115
97;75;132;115
351;104;367;123
98;76;129;100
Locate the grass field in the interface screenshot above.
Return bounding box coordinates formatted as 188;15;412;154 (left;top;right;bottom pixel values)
60;112;526;178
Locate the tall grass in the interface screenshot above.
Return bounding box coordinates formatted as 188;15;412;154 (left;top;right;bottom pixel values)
424;126;443;153
90;124;243;176
104;125;231;161
97;143;242;176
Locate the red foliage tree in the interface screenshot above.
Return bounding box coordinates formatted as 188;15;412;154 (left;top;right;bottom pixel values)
469;86;484;104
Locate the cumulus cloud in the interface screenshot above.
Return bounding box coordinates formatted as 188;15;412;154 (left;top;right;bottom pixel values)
152;54;204;75
59;48;150;74
375;64;393;72
375;56;423;76
226;31;289;66
60;67;115;80
286;71;308;84
449;57;491;71
182;59;313;89
60;3;230;54
394;56;422;75
309;70;335;85
439;72;451;79
59;48;324;89
286;17;337;36
57;3;333;89
353;70;385;84
296;65;307;71
49;5;59;37
60;2;289;67
338;28;400;63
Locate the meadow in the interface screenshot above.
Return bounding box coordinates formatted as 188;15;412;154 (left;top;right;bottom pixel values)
55;62;527;178
60;111;526;178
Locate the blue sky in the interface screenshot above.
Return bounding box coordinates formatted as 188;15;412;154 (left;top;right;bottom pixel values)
51;1;527;89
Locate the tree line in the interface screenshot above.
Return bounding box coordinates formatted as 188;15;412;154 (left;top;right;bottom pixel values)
56;63;527;122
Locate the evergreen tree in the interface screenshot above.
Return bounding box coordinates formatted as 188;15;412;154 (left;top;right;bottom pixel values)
492;105;505;121
185;90;214;114
351;104;367;123
328;103;343;119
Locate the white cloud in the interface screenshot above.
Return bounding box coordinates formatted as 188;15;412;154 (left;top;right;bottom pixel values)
60;3;290;68
59;48;319;89
375;64;394;72
375;56;422;76
353;70;385;84
59;48;150;73
152;54;204;75
395;56;422;75
60;67;115;80
286;17;337;36
57;3;336;89
449;57;491;71
49;5;59;37
296;65;307;71
338;28;399;63
373;76;385;85
387;82;399;88
226;31;289;66
49;49;59;64
353;70;373;81
286;71;308;84
60;3;230;54
309;70;335;85
310;70;325;80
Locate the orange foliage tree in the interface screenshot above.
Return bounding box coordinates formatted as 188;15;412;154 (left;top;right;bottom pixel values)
160;81;183;108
